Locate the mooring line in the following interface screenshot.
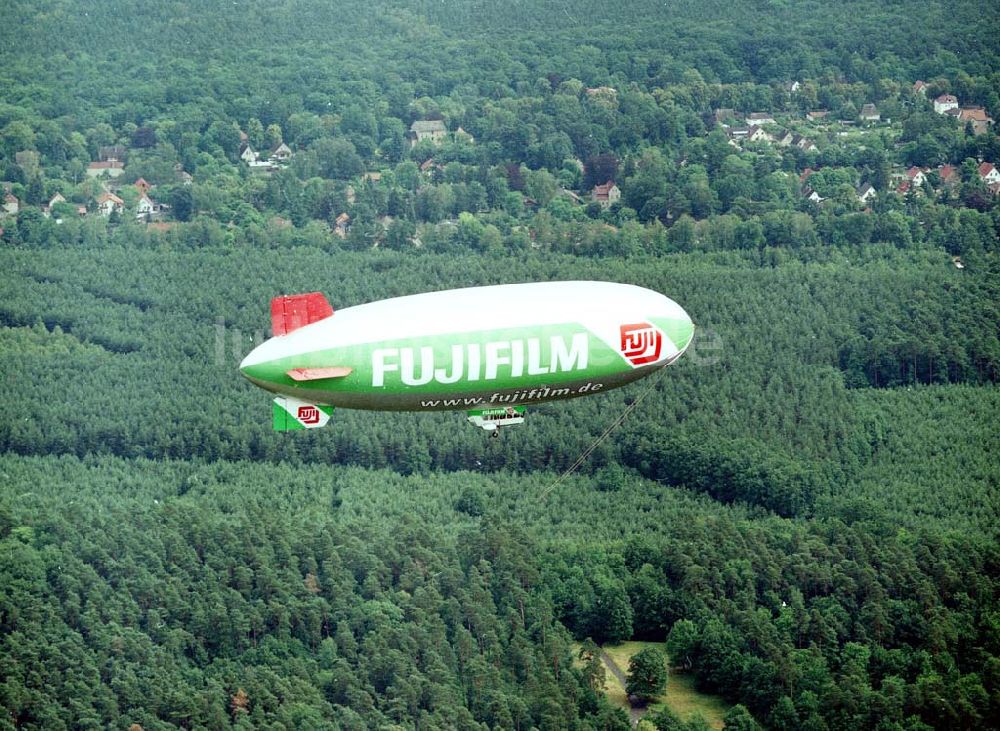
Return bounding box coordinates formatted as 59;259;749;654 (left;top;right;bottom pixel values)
538;370;663;501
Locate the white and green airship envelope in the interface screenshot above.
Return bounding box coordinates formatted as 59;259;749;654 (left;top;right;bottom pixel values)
240;282;694;433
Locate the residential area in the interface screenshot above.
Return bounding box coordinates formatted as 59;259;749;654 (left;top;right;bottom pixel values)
1;69;997;257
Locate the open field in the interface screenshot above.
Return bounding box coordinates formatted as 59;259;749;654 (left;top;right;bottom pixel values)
579;641;731;729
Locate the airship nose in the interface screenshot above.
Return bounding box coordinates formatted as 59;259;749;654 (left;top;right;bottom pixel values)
674;312;695;354
657;304;694;357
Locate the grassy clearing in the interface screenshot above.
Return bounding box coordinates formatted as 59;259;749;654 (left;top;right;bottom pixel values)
596;641;731;730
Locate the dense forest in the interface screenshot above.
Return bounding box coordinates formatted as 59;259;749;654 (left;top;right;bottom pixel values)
1;1;998;729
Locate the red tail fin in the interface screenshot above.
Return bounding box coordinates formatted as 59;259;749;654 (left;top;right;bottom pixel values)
270;292;333;336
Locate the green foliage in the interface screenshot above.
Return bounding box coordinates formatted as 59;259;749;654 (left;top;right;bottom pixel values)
579;638;607;692
724;704;763;730
454;486;485;516
0;455;622;729
627;430;820;517
627;647;668;700
666;620;699;671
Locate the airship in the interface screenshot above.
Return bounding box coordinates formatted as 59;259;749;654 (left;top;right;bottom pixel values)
240;282;693;435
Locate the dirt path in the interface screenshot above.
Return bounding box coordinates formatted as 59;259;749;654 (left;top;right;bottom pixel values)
600;650;646;726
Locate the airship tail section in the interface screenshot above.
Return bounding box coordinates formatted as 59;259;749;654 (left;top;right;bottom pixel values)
270;292;333;336
272;396;334;431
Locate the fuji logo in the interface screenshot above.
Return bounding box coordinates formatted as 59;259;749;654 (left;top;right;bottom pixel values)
297;405;321;424
619;322;662;366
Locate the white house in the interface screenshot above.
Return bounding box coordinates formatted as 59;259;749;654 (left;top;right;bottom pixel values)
591;181;621;208
794;135;817;152
746;125;773;143
979;162;1000;186
934;94;958;114
803;186;824;203
96;191;124;216
268;143;293;164
906;166;927;187
779;132;816;151
240;144;259;164
42;193;66;218
135;194;157;220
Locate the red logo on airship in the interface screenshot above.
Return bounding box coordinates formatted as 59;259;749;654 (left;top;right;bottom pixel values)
297;405;321;424
620;323;662;366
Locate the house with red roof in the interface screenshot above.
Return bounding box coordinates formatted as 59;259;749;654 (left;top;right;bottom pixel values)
957;107;994;135
937;164;959;188
893;167;928;196
591;181;621;209
905;166;927;187
978;162;1000;186
959;108;990;123
96;191;124;216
